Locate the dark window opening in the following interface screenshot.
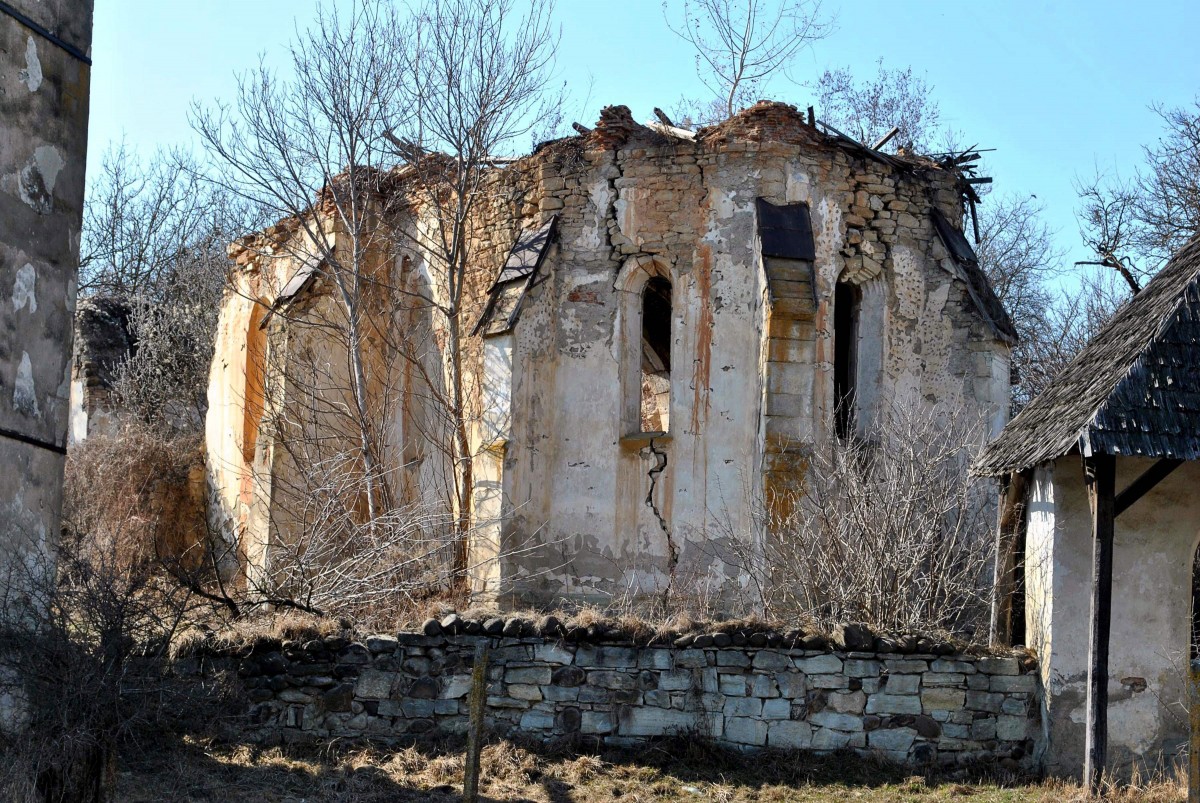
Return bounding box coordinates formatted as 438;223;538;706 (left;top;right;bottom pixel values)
640;276;672;433
834;281;861;440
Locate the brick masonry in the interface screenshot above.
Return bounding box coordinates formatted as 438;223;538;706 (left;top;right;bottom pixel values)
206;626;1041;769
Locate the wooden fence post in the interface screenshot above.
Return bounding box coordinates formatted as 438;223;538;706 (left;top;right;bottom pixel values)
463;640;490;803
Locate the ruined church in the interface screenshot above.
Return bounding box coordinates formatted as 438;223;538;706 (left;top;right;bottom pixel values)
204;101;1015;606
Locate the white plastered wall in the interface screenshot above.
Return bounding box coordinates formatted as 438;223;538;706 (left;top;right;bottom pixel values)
1026;456;1200;777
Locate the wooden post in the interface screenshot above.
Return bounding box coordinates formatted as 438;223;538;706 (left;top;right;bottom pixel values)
1084;454;1116;792
462;640;490;803
991;471;1028;646
1190;658;1200;803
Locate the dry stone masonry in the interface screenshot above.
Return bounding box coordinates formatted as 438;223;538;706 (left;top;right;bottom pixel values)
215;619;1040;769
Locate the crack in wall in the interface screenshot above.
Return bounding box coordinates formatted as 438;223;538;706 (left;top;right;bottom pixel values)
646;437;678;606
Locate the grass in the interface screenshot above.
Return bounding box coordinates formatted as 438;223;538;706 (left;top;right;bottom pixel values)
114;734;1186;802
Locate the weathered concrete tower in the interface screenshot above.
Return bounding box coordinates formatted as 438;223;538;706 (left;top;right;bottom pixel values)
0;0;94;712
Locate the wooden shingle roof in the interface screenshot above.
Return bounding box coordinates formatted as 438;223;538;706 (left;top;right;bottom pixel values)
974;234;1200;476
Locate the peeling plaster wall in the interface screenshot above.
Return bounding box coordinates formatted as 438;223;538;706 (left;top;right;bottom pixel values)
1027;457;1200;778
0;3;92;555
492;120;1010;606
205;104;1012;611
0;0;93;731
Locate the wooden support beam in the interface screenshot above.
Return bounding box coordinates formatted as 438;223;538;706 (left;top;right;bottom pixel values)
1084;454;1116;792
1115;458;1184;517
990;471;1029;646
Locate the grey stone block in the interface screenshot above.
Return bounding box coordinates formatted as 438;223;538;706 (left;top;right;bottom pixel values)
719;674;747;696
768;719;813;749
844;659;881;678
921;688;965;712
930;659;976;674
675;650;708;668
796;655;842;674
990;675;1036;694
978;657;1020;675
645;690;672;707
589;670;636;690
619;706;694;736
809;673;849;689
752;651;790;670
809;710;863;731
882;674;920;694
868;727;916;753
506;666;552;685
520;710;555;729
811;727;852;749
776;671;806;698
750;673;779;698
658;670;693;691
717;651;751;667
534;643;575;665
866;694;922;715
582;711;614;734
997;714;1028;741
761;698;791;720
724;697;762;717
1001;697;1028;716
638;649;674;670
354;669;394;700
401;699;435;717
922;672;966;687
965;691;1003;713
826;690;866;714
725;716;767;746
366;635;398;654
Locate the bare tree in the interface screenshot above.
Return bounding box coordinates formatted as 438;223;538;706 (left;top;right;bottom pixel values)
664;0;832;122
812;59;941;151
974;194;1067;408
1076;97;1200;293
194;1;411;527
386;0;560;578
80;147;252;433
194;0;559;588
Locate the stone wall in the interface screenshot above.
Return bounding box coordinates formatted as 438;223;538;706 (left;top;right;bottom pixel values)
218;622;1040;769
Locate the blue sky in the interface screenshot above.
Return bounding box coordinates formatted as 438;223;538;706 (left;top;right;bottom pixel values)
89;0;1200;266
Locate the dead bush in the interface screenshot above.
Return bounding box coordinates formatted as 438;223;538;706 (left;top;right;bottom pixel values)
746;397;996;643
64;424;208;575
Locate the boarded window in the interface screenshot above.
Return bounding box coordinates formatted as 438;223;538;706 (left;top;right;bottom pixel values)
640;276;672;433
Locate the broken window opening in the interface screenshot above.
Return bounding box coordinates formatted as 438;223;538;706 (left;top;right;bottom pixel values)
640;276;672;434
834;280;861;440
242;300;268;464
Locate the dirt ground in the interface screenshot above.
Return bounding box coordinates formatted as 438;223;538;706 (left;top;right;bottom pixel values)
114;734;1185;803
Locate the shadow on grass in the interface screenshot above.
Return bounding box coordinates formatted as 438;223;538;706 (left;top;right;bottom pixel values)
115;729;1034;803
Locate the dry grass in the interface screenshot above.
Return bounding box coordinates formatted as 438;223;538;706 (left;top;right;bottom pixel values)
114;734;1187;802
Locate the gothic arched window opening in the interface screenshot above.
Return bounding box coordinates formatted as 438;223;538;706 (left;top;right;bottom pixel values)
640;276;672;434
